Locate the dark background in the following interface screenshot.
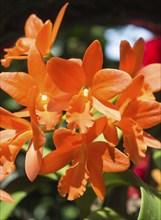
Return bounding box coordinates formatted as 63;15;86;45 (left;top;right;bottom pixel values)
0;0;161;51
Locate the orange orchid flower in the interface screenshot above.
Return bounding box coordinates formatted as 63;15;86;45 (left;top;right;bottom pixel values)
1;3;68;67
39;117;130;200
0;107;32;181
119;38;161;93
0;105;46;182
0;190;14;203
0;45;67;180
0;45;63;131
103;75;161;164
46;40;132;133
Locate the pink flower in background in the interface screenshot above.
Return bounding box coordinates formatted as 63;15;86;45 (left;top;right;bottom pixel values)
143;37;161;65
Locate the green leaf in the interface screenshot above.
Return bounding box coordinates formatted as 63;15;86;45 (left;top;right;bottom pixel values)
103;170;161;220
138;184;161;220
0;175;58;219
85;207;126;220
104;170;139;188
76;186;96;218
152;149;161;169
0;191;27;220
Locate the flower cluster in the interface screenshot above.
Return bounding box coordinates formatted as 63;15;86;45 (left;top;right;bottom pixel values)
0;2;161;203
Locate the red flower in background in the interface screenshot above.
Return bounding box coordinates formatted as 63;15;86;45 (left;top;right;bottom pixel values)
143;37;161;65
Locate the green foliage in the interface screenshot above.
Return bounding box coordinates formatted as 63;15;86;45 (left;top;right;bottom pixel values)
0;192;27;220
1;170;160;219
152;149;161;169
85;207;126;220
138;185;161;220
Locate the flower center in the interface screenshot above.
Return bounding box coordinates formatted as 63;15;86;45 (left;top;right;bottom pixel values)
83;88;89;97
36;93;50;110
41;94;48;101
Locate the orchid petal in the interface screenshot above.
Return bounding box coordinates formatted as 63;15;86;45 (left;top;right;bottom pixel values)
119;38;145;76
136;64;161;92
37;110;62;130
27;86;46;150
83;40;103;86
0;190;14;203
143;132;161;149
53;128;82;149
2;55;28;61
66;92;94;133
0;157;15;181
0;72;37;106
1;43;28;67
0;142;13;162
0;131;32;164
102;143;130;172
67;89;90;113
133;38;145;73
92;97;121;121
119;40;136;76
46;57;86;93
43;73;63;97
138;83;155;101
27;86;39;125
14;108;30;118
9;131;32;156
1;47;22;67
92;69;132;101
36;20;52;56
85;116;107;143
58;153;88;200
119;118;147;164
69;58;82;65
39;147;78;174
25;14;43;38
31;121;46;150
103;121;119;147
28;45;47;92
25;143;43;181
67;104;94;133
123;100;161;129
0;130;32;181
47;93;72;111
87;142;106;200
50;3;69;47
16;37;34;52
0;130;16;142
0;107;31;131
116;74;144;109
